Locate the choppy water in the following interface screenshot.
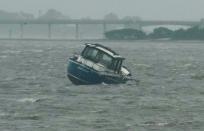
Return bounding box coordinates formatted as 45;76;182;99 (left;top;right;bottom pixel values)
0;40;204;131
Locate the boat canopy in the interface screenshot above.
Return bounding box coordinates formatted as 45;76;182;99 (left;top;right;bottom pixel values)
81;43;125;73
84;43;125;59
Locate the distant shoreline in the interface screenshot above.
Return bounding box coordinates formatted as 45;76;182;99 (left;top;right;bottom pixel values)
0;38;204;43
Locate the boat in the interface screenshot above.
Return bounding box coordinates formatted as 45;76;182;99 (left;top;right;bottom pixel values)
67;43;132;85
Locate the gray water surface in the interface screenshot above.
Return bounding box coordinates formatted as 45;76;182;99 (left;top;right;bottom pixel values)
0;40;204;131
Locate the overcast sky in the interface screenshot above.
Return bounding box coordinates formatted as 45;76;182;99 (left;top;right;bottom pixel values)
0;0;203;20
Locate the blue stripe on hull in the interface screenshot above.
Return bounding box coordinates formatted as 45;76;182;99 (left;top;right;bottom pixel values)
67;59;102;84
67;58;128;85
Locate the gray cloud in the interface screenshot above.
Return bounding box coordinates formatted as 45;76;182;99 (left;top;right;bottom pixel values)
0;0;203;20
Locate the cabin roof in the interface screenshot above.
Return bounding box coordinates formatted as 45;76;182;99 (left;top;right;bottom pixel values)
85;43;125;59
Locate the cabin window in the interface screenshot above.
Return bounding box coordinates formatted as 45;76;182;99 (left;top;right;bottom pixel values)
82;46;122;71
99;54;113;68
88;49;98;60
111;60;118;71
111;59;122;73
82;47;99;62
117;60;122;73
81;47;89;57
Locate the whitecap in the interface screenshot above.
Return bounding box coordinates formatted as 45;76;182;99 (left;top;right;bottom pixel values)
142;121;169;127
2;50;21;54
0;112;10;117
28;49;44;53
183;63;192;67
4;77;16;81
0;55;8;58
180;74;190;77
40;63;48;66
101;82;108;85
18;98;40;103
156;122;169;126
134;63;151;68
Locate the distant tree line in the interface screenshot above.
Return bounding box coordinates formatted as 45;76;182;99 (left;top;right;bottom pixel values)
105;29;146;40
0;9;141;21
104;26;204;40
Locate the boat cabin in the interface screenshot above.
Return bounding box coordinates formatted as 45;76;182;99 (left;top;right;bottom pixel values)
81;43;125;73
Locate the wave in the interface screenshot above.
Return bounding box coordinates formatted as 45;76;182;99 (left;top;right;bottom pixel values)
17;97;46;103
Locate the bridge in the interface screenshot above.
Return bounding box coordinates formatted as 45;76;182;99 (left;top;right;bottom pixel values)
0;19;200;39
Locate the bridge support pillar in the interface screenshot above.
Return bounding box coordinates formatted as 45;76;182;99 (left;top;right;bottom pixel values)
199;19;204;29
9;29;12;39
20;24;24;39
75;24;79;40
136;24;142;30
48;24;51;39
103;23;107;39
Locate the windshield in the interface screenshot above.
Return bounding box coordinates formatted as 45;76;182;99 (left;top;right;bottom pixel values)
82;46;114;69
81;46;124;72
98;53;112;68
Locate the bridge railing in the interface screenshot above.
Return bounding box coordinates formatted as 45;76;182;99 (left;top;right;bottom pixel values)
0;19;200;39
